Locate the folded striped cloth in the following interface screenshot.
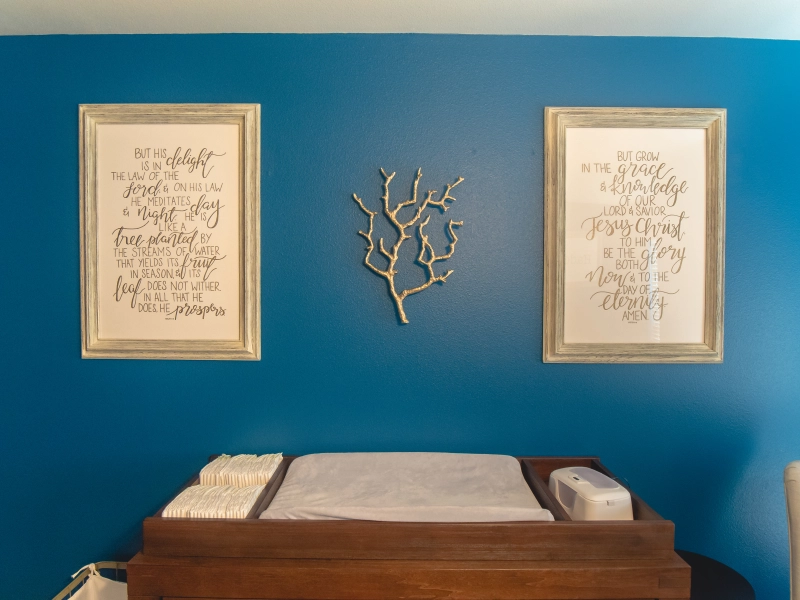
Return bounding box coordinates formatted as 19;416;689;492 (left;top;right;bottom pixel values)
199;453;283;486
162;453;282;519
163;484;265;519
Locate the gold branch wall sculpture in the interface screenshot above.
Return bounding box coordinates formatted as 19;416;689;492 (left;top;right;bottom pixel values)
353;168;464;324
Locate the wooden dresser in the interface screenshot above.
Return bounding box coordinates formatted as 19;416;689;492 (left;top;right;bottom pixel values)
128;455;690;600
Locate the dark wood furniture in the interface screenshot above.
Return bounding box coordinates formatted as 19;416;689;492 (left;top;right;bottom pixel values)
128;456;690;599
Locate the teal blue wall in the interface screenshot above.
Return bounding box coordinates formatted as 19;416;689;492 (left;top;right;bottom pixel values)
0;34;798;599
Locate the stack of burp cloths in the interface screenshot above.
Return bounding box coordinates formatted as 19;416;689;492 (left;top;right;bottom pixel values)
162;453;282;519
199;453;283;486
162;484;265;519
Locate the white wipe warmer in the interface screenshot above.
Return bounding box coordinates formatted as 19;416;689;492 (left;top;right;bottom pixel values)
549;467;633;520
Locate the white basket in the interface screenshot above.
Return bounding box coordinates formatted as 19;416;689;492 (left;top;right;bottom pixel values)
52;562;127;600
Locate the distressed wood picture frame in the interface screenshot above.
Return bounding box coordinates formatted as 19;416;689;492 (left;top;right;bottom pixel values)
80;104;260;360
543;107;725;363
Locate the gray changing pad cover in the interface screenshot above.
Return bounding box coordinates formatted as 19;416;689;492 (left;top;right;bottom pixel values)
260;452;554;522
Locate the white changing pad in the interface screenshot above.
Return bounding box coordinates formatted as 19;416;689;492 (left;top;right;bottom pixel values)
259;452;554;522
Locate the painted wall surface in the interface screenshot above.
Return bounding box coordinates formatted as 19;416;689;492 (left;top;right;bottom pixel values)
0;34;798;599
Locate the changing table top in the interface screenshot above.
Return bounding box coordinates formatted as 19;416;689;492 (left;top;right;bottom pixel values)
260;452;554;522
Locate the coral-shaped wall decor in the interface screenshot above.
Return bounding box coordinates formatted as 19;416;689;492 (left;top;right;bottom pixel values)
352;168;464;323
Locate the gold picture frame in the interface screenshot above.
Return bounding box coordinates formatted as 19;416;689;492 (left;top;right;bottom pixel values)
80;104;260;360
543;107;725;363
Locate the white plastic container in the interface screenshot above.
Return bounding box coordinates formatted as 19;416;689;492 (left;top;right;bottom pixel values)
549;466;633;521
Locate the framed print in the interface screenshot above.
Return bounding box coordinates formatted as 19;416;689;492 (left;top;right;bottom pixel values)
543;107;725;363
80;104;260;360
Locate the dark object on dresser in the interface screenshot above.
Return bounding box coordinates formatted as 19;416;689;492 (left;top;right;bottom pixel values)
128;455;691;600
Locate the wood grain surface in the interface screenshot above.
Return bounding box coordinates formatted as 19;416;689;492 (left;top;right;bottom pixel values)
129;553;690;599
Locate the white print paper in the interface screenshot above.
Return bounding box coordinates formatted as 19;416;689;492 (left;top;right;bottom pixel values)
563;127;706;344
95;124;240;341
